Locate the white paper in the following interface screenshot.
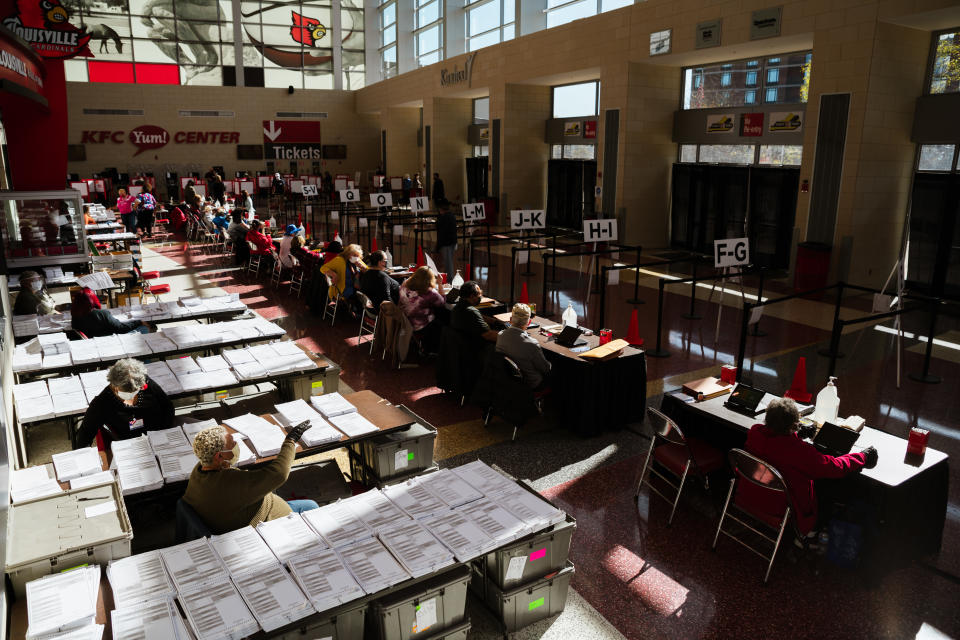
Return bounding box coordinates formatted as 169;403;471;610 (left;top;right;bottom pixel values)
382;479;450;520
232;564;314;632
52;447;102;482
108;550;177;608
505;555;527;581
414;469;484;507
287;548;364;613
329;412;379;438
210;526;280;576
343;489;411;533
377;522;455;579
84;500;117;518
302;501;373;549
24;565;100;639
160;538;228;595
256;513;327;563
70;470;115;490
337;537;411;594
394;448;409;471
415;597;438;633
452;460;518;497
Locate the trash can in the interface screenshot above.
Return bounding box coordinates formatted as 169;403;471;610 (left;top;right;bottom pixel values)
794;241;831;292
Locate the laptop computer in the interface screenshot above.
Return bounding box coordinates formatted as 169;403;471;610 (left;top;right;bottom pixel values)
724;383;767;417
555;325;587;348
812;421;860;456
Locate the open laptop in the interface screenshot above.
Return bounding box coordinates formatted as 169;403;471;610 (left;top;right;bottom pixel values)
723;383;767;417
554;325;587;348
812;421;860;456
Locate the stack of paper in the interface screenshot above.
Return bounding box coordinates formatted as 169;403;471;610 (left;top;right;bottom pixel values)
48;376;88;418
43;624;104;640
160;538;228;595
287;548;364;613
310;392;357;419
210;527;279;576
10;466;62;503
68;340;101;365
147;427;190;452
51;447;102;483
24;565;100;639
162;326;203;348
80;370;109;397
377;521;456;578
222;348;255;367
13;314;40;337
111;598;190;640
38;332;70;356
156;448;199;483
338;537;411;594
143;332;177;353
455;498;529;544
93;335;125;361
12;346;43;372
14;380;54;423
232;360;268;381
382;478;450;520
329;412;379;438
343;489;412;533
178;577;260;640
414;469;484;508
167;357;202;377
245;343;315;375
42;352;73;371
112;436;163;495
197;355;230;372
497;485;567;532
118;332;151;357
421;510;497;561
302;501;373;548
70;470;115;490
232;564;314;632
224;414;286;458
452;460;519;497
107;551;177;608
180;419;219;443
255;514;327;564
273;400;342;447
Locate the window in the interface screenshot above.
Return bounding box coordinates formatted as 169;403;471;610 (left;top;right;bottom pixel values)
473;97;490;122
682;51;812;109
680;145;697;163
467;0;514;52
474;145;488;157
551;144;597;160
380;0;398;78
547;0;596;28
342;2;366;89
678;144;802;166
929;30;960;94
759;145;803;165
552;80;600;118
917;145;957;171
415;0;443;67
697;145;756;164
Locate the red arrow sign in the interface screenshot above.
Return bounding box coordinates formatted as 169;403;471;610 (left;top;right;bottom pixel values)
262;120;323;143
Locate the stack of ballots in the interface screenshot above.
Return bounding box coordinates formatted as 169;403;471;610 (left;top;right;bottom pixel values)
111;436;163;495
309;392;379;437
48;376;88;418
110;598;191;640
107;550;177;609
273;399;343;447
224;414;286;458
147;427;197;483
10;466;62;504
24;565;100;639
51;447;102;484
13;380;54;423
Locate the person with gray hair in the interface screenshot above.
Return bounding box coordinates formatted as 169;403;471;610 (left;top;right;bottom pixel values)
183;422;317;533
741;396;878;537
495;303;551;390
13;270;59;316
76;358;174;449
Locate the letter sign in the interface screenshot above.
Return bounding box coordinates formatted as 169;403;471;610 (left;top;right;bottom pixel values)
410;196;430;213
302;184;318;197
714;237;750;268
462;202;486;222
510;210;545;230
583;219;618;242
370;192;393;208
340;189;360;203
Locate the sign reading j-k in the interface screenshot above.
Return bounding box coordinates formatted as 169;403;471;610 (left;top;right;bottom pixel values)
714;237;750;267
510;210;545;230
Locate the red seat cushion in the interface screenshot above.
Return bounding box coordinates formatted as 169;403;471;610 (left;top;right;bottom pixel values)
141;270;160;279
150;284;171;294
653;437;724;477
734;479;790;529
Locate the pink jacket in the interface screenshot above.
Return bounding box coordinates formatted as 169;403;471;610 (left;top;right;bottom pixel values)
117;195;136;214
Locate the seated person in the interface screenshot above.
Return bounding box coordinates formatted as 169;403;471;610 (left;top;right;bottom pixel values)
278;224;300;268
451;281;499;346
398;266;446;349
496;303;551;390
227;211;250;264
59;214;77;244
14;270;59;315
82;204;96;226
322;240;342;265
76;358;174;449
742;398;878;537
246;219;276;267
71;287;150;337
320;243;366;304
183;422;317;533
359;250;400;309
211;210;230;237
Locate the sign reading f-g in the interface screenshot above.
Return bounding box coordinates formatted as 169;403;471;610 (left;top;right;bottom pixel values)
714;237;750;267
462;202;485;222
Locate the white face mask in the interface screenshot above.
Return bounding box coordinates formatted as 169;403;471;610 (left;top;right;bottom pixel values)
29;280;43;292
116;389;138;401
349;255;360;264
222;444;240;467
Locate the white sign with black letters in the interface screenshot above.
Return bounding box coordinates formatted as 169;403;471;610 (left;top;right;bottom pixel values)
583;219;618;242
510;210;545;230
410;196;430;213
462;202;485;222
714;237;750;267
370;192;393;208
339;189;359;203
301;184;318;197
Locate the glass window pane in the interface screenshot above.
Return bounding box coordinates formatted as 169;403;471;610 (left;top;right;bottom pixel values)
473;97;490;122
264;67;303;88
417;0;439;28
417;24;440;54
133;38;176;64
64;59;88;82
180;64;222;85
382;24;396;46
419;51;440;66
382;2;396;27
343;70;365;90
698;145;755;164
469;29;500;51
547;1;595;28
930;31;960;94
469;1;499;36
381;44;397;76
918;145;956;171
551;145;563;159
602;0;632;9
304;72;334;89
680;144;697;163
502;24;514;41
553;81;598;118
504;0;514;24
563;145;596;160
683;53;809;109
759;145;803;165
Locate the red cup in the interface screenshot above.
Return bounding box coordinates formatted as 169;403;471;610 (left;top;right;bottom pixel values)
598;329;612;345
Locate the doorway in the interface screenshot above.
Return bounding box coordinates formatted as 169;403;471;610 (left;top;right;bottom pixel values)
547;159;597;229
907;172;960;297
466;157;488;203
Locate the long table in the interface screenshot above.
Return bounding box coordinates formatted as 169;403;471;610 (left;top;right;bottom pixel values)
495;314;647;436
660;391;949;559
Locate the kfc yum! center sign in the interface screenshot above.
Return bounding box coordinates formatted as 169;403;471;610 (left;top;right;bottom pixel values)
81;125;240;156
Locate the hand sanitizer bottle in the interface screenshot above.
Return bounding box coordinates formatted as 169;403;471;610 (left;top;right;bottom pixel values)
451;270;464;288
562;303;577;328
813;376;840;425
384;248;393;268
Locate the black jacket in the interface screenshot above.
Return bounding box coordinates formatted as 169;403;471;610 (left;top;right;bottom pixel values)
432;178;445;203
76;377;175;448
73;309;141;338
359;269;400;309
436;211;458;249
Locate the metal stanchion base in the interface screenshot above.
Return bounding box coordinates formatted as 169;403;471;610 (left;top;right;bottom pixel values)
627;298;646;305
817;348;845;358
682;312;702;319
647;349;671;358
908;373;941;384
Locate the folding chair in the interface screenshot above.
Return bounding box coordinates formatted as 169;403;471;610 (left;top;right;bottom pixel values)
321;273;340;326
247;245;264;278
635;407;724;525
289;265;306;297
354;291;379;352
270;258;284;287
133;262;170;302
713;448;798;584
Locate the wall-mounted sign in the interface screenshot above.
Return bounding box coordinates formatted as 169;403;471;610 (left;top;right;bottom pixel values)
769;111;803;132
440;52;476;88
650;29;672;56
462;202;485;222
479;127;489;141
129;125;169;156
510;210;545;230
1;0;92;59
695;19;722;49
80;128;240;155
262;120;322;143
750;7;782;40
583;219;618;243
564;121;582;137
714;237;750;268
740;113;764;136
706;114;735;134
263;143;321;160
583;121;597;139
302;184;318;197
0;32;44;95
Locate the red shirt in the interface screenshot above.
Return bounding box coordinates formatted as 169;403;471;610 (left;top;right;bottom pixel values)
740;423;866;534
246;229;274;255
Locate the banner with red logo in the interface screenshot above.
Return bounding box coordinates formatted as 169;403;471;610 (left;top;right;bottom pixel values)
0;0;91;59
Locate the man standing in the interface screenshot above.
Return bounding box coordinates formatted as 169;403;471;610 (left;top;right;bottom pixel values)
432;172;445;204
359;250;400;309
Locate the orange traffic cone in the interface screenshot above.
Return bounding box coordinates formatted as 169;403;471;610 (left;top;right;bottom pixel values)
371;237;378;252
519;282;529;303
626;309;643;346
416;245;426;268
784;357;812;403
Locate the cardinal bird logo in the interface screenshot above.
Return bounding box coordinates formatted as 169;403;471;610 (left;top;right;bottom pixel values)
2;0;92;59
290;10;327;47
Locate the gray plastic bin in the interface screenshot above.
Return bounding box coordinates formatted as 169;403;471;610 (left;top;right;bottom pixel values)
476;561;575;634
272;599;367;640
418;618;471;640
473;517;575;590
371;564;470;640
351;422;436;483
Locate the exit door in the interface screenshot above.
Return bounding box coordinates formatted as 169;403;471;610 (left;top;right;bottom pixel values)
547;159;597;229
466;157;488;203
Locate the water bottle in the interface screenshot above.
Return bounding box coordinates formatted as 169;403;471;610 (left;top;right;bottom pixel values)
451;270;464;288
813;376;840;425
334;231;342;244
268;215;277;229
384;248;393;268
562;303;577;328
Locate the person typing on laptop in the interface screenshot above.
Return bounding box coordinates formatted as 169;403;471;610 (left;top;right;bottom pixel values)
741;398;878;540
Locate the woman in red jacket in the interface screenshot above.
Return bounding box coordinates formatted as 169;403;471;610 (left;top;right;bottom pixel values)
740;398;877;536
246;219;277;268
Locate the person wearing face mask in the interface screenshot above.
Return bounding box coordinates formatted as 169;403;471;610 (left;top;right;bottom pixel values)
182;422;316;533
13;270;59;315
75;358;175;450
320;243;367;309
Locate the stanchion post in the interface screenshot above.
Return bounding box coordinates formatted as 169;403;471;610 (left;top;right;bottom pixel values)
509;247;516;306
827;316;843;378
736;301;750;383
682;259;701;319
599;266;608;328
541;252;549;315
909;300;942;384
545;232;559;284
647;279;670;357
818;282;846;358
749;267;767;337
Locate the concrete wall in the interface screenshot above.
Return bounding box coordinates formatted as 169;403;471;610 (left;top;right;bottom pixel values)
429;97;473;203
381;106;420;177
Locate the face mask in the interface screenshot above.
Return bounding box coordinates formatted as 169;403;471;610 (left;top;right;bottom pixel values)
29;280;43;292
116;388;138;401
222;444;240;468
349;256;360;264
